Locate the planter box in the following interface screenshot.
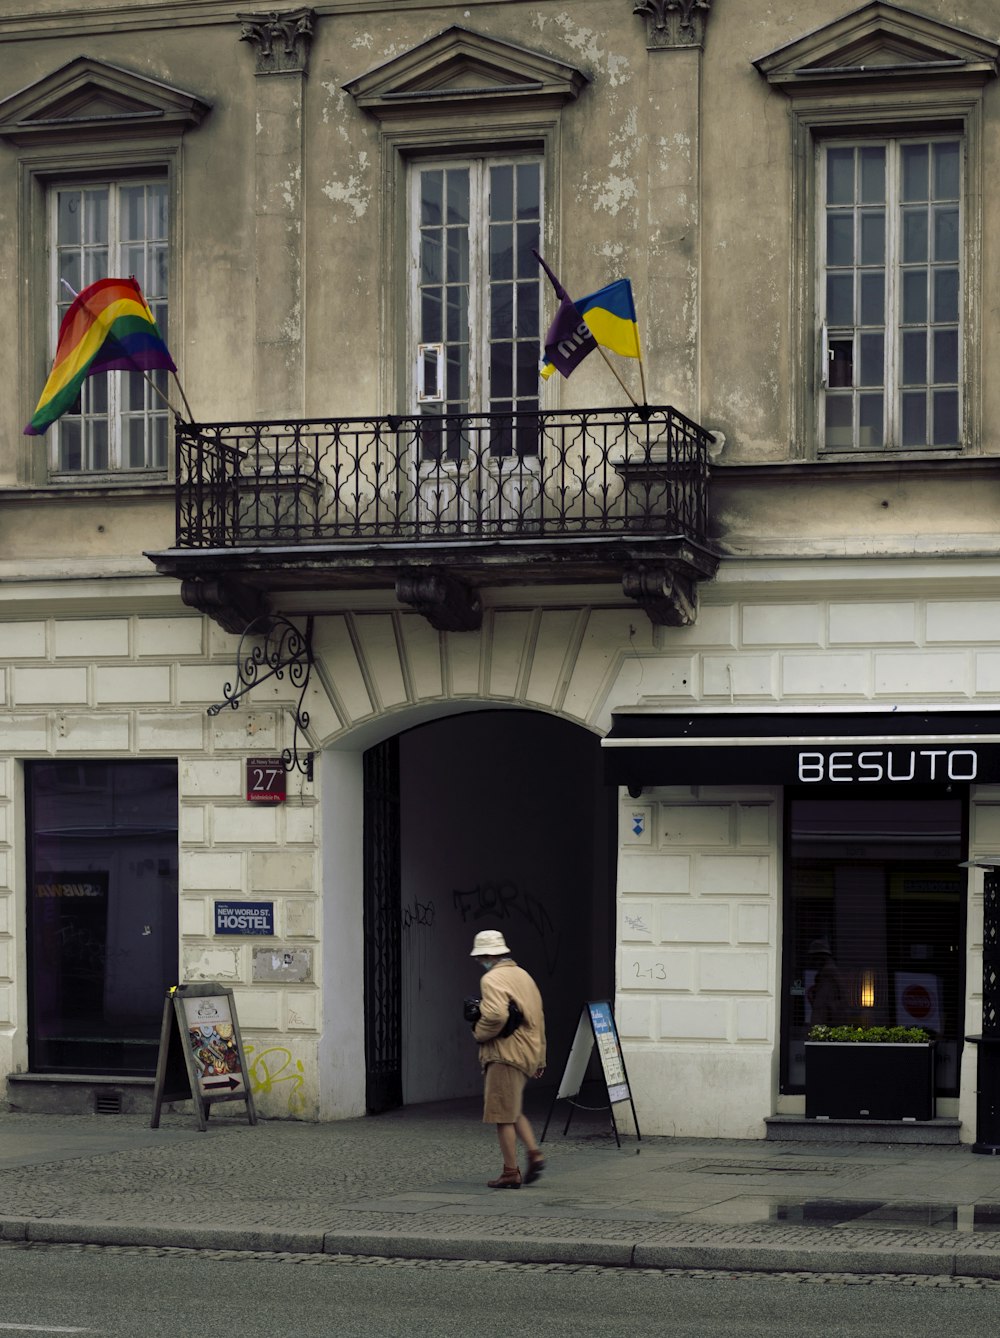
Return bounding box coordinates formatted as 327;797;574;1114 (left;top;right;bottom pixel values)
805;1042;935;1120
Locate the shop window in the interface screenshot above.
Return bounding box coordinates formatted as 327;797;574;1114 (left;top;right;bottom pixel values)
780;792;966;1098
26;760;178;1075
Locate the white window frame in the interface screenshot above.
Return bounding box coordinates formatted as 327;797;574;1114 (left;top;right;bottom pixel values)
47;175;171;479
817;135;964;454
407;154;544;419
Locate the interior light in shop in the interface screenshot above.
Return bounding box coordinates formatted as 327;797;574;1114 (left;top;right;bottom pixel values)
860;969;877;1009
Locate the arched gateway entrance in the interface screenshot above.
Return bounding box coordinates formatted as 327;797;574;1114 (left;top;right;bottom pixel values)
331;708;614;1116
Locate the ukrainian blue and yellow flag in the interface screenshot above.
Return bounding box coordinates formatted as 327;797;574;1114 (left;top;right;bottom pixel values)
575;279;642;361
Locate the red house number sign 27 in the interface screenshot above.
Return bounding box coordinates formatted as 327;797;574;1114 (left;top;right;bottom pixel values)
246;757;286;804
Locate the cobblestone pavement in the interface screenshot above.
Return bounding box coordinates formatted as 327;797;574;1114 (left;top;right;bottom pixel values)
3;1102;1000;1277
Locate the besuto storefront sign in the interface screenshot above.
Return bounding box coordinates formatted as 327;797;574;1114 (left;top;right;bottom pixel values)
602;710;1000;787
796;747;981;784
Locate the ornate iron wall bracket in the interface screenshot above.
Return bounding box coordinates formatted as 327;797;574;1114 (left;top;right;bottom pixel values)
208;614;315;778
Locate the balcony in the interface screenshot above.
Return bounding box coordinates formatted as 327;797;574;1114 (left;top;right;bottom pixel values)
149;405;718;631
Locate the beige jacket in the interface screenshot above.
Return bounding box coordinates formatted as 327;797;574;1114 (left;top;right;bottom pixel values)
473;958;546;1077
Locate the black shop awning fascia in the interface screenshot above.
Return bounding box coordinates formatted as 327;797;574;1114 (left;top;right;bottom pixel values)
601;709;1000;788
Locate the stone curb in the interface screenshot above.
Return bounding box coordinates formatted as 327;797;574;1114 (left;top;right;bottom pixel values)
3;1216;1000;1278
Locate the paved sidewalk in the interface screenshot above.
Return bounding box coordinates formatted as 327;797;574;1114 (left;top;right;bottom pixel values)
2;1096;1000;1277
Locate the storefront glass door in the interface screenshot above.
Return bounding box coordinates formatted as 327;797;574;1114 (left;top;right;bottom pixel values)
26;760;179;1075
781;790;965;1096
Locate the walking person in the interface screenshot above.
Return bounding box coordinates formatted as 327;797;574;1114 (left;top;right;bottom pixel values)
465;929;547;1189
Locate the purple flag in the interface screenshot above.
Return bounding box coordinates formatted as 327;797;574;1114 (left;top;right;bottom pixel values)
534;250;598;380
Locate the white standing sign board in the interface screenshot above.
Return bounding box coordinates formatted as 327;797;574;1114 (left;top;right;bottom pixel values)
542;1000;640;1146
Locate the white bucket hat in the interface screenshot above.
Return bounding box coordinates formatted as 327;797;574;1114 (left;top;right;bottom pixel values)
470;929;511;957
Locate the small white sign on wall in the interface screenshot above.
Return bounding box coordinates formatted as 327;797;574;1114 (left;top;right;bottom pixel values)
622;803;652;845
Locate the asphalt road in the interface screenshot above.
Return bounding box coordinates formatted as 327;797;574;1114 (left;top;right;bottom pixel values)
2;1243;1000;1337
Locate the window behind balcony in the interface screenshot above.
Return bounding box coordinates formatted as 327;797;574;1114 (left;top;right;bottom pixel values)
50;179;170;476
411;157;541;457
820;137;962;453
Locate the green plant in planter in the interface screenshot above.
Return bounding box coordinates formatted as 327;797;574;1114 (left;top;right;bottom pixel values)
807;1024;931;1044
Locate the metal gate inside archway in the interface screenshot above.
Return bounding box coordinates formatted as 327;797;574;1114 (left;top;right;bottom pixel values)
362;710;614;1114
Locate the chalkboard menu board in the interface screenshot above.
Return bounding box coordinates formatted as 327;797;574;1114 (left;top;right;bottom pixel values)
150;983;257;1131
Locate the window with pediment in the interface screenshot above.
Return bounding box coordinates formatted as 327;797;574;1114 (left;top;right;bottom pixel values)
346;27;586;427
0;57;209;483
755;2;998;457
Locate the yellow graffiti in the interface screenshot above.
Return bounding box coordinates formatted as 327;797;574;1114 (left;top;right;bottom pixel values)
245;1043;307;1115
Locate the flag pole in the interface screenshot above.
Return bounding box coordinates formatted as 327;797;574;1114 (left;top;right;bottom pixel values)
637;349;648;407
60;278;187;421
595;344;640;408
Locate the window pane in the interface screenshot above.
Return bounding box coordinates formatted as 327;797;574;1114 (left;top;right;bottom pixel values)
933;269;959;323
825;395;853;447
859;393;883;447
516;221;539;278
85;189;108;244
490;165;514;222
491;283;513;340
902;270;928;324
933;389;959;445
421;289;442;342
421;230;442;283
58;250;82;296
859;332;883;386
902;391;927;446
826;148;854;205
860;147;885;203
828;339;853;387
827;214;853;266
902;330;926;385
826;274;853;325
516;341;538;396
446;227;468;283
933;328;958;384
516;279;538;338
446;286;466;343
121;185;145;241
860;272;884;326
933;207;959;263
490;222;514;281
446;345;468;402
127;417;147;468
150;183;168;241
490;342;512;397
901;143;929;201
446;170;468;225
902;209;928;263
933;142;960;200
58;419;82;471
516;163;540;219
91;419;108;471
421;171;443;226
860;212;884;265
58;191;81;245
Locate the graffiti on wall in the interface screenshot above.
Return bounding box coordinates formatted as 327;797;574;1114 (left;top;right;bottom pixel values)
401;898;435;930
453;881;560;976
245;1043;307;1116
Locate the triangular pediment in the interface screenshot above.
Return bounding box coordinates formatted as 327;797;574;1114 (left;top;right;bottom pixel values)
345;26;588;116
754;2;998;89
0;56;210;145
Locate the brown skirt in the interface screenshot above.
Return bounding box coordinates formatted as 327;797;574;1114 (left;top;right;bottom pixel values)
482;1061;527;1123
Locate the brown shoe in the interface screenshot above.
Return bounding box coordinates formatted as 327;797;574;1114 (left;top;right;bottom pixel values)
487;1164;522;1189
524;1151;545;1185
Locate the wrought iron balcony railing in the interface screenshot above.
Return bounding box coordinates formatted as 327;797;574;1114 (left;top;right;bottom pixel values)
174;405;711;550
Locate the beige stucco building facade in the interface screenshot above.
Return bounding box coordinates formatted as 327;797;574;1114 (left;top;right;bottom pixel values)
2;0;1000;1141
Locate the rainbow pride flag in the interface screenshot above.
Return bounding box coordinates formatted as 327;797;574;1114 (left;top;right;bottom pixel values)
25;276;176;436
